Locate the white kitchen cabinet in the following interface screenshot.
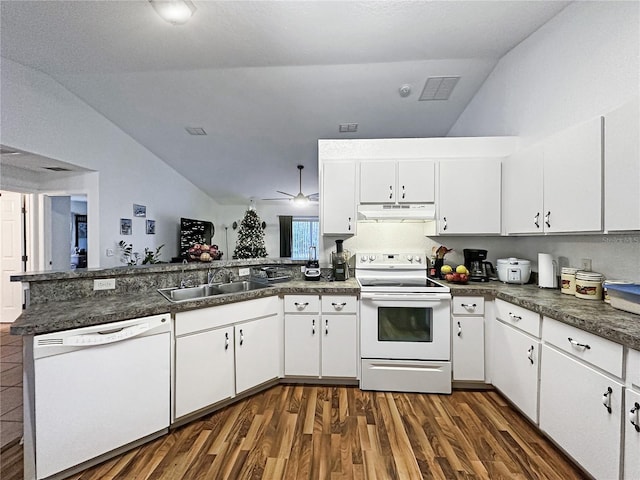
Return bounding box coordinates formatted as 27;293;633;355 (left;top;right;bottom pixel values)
540;116;603;233
503;145;544;234
604;97;640;232
438;158;502;234
452;296;485;382
539;344;623;480
284;295;358;379
321;160;356;235
492;319;540;423
360;160;435;204
320;314;358;377
625;388;640;480
174;325;234;419
503;116;604;234
235;315;281;394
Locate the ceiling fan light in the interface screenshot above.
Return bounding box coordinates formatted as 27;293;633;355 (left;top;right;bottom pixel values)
293;195;309;206
149;0;196;25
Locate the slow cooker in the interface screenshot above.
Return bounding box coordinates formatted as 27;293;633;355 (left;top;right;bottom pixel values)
497;257;532;284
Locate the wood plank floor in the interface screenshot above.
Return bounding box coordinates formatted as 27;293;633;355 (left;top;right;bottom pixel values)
1;385;587;480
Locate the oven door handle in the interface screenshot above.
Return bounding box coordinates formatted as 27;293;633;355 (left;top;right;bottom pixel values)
360;293;450;301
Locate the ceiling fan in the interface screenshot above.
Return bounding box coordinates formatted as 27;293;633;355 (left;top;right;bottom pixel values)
263;165;318;205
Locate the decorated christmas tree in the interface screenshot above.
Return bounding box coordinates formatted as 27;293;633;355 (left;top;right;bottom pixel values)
233;208;268;259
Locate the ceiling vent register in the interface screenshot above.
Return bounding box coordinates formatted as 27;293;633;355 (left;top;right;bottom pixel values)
419;76;460;101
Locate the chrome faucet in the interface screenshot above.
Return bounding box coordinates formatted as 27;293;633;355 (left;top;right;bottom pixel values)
180;260;192;288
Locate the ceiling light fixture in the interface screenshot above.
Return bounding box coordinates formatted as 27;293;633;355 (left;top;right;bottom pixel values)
399;84;412;98
148;0;196;25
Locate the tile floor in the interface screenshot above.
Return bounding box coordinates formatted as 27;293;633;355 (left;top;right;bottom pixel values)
1;323;22;450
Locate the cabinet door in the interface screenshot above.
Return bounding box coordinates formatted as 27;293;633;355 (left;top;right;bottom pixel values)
438;158;502;234
503;145;544;234
625;388;640;480
284;315;320;376
321;315;358;378
542;116;603;233
235;316;281;394
321;161;356;235
175;326;235;419
452;316;484;381
605;97;640;232
398;160;435;203
492;320;539;422
540;345;622;480
360;161;396;203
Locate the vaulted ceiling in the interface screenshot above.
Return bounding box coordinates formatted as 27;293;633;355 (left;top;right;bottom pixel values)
0;1;570;205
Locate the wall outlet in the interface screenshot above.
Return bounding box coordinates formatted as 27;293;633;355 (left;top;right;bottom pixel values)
94;278;116;290
580;258;592;271
106;249;114;257
238;267;251;277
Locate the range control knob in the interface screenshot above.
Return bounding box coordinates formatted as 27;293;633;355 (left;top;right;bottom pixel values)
407;255;413;262
369;255;376;262
360;255;368;262
415;256;422;263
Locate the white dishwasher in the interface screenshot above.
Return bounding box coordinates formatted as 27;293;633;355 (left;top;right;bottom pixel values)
32;314;171;479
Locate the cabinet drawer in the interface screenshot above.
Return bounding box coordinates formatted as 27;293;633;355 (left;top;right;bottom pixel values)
542;316;623;378
284;295;320;313
452;296;485;315
629;349;640;389
495;299;540;337
321;295;357;314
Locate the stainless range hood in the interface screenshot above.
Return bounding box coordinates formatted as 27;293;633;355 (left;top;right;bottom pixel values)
357;204;436;222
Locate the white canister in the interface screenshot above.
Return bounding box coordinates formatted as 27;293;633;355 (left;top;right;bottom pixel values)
575;271;604;300
561;267;578;295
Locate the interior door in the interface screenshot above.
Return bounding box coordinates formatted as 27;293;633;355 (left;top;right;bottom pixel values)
0;191;24;322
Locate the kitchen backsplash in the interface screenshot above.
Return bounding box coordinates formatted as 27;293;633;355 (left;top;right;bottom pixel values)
322;223;640;283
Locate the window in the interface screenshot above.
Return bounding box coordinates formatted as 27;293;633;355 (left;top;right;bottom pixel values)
291;216;319;260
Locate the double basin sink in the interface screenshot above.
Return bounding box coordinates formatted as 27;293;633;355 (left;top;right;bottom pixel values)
158;280;269;303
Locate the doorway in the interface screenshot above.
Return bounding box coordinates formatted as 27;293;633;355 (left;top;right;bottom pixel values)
0;191;25;322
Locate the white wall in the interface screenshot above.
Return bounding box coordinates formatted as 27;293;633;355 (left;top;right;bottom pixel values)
1;58;222;267
443;1;640;282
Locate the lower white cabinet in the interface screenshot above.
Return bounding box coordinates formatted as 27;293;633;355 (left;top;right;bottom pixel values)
539;345;623;480
284;295;358;379
452;296;485;382
492;319;540;423
235;315;281;394
175;326;235;419
625;388;640;480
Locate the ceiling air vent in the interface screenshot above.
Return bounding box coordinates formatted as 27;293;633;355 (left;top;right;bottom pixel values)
339;123;358;133
185;127;207;136
419;76;460;101
43;166;72;172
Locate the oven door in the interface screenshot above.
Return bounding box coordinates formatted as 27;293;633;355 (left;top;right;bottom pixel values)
360;292;450;361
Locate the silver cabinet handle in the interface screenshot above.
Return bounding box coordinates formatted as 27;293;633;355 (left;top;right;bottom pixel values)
239;329;244;346
225;332;229;350
312;319;315;335
457;321;462;337
402;185;406;199
509;312;522;321
325;318;329;335
331;302;347;310
568;337;591;350
461;303;477;308
545;211;551;228
534;212;540;229
602;387;613;414
527;345;534;365
630;402;640;432
443;216;447;231
294;302;309;309
389;185;393;199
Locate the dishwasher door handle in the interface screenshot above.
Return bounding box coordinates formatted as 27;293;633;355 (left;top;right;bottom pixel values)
66;323;151;346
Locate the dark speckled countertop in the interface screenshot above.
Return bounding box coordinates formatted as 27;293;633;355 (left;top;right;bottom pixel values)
10;278;640;351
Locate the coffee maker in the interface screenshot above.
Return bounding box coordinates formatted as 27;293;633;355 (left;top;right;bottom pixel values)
463;249;495;282
331;240;350;281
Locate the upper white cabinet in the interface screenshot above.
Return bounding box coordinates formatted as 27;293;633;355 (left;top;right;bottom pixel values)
360;160;435;204
438;158;502;234
321;160;356;235
504;116;603;234
604;97;640;232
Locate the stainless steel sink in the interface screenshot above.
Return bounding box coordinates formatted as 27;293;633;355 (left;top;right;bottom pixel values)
158;280;268;302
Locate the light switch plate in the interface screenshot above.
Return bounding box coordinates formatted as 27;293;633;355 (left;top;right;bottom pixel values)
94;278;116;290
238;267;251;277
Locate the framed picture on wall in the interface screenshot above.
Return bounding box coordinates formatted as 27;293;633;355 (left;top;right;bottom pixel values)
146;219;156;235
120;218;132;235
133;204;146;217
